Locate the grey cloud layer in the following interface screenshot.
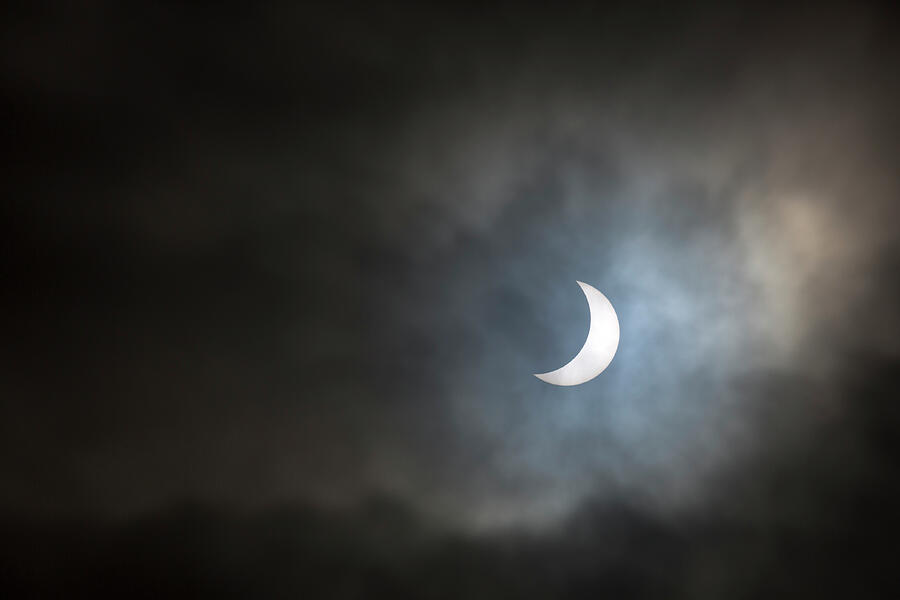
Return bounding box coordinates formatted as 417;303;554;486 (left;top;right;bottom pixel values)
2;3;898;533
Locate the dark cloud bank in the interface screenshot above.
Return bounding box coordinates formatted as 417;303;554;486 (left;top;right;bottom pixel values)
4;358;900;598
3;1;900;597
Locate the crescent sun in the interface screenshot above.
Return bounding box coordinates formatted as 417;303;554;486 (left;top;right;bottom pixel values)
534;281;620;386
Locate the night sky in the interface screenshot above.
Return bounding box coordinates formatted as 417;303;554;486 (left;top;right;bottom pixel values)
3;2;900;597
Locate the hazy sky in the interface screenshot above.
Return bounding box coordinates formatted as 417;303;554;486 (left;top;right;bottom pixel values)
3;2;900;597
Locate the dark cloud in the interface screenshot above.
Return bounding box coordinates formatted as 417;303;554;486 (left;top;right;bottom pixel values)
3;357;899;598
2;1;900;596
